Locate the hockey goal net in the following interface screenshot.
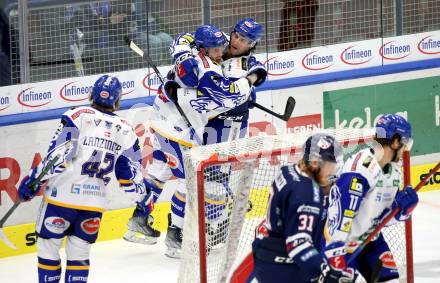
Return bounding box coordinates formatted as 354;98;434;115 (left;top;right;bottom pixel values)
178;129;413;283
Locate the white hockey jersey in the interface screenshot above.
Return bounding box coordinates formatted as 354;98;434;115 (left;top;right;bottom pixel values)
149;51;252;147
325;148;403;251
34;106;146;212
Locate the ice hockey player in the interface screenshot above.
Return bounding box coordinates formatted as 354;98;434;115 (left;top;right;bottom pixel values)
251;133;359;283
18;75;155;283
324;114;418;282
171;17;267;144
124;24;262;258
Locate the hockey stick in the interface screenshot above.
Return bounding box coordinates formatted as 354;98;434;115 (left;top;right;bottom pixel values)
347;161;440;264
249;96;296;122
0;155;60;250
370;259;383;283
70;28;85;76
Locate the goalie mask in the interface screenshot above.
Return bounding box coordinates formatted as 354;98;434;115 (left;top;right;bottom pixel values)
90;75;122;110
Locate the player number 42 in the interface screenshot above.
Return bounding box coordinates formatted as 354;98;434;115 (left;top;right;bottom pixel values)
81;149;115;185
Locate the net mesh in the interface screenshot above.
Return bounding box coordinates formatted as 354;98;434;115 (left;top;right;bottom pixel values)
179;129;409;283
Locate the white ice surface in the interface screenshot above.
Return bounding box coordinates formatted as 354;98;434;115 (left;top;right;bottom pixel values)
1;191;440;283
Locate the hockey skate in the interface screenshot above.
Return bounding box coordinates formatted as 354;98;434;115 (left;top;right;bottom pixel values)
123;215;160;245
165;214;183;258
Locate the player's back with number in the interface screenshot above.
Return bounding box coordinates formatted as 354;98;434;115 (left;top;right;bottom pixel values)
43;105;139;212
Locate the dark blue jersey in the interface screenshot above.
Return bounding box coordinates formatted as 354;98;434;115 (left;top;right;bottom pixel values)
253;164;327;281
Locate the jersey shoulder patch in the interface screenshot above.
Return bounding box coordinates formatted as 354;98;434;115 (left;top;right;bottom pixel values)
343;149;380;188
65;106;96;120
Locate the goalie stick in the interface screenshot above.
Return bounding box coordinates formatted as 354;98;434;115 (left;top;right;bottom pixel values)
347;159;440;265
124;36;295;122
0;155;60;250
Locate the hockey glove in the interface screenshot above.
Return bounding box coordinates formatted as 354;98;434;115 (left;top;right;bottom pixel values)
135;190;155;218
158;80;180;103
318;264;354;283
175;52;199;87
18;168;43;201
393;185;418;220
247;56;267;87
324;241;347;270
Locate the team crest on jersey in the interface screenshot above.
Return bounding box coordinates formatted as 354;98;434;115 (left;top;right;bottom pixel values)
81;218;101;235
327;187;342;235
94;119;101;126
44;217;70;234
379;251;398;269
100;91;109;98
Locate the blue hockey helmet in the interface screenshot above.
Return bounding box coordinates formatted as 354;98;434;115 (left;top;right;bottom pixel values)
233;18;263;45
90;75;122;109
375;114;412;146
303;133;343;164
194;24;227;49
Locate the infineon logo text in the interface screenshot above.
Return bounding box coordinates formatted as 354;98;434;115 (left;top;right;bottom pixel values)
417;35;440;55
0;95;10;111
264;57;295;76
60;82;92;102
340;45;373;65
143;72;161;91
379;41;411;60
121;80;135;95
302;50;334;70
18;87;52;108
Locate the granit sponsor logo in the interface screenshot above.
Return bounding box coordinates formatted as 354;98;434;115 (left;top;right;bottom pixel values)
379;41;411;60
17;87;52;108
0;94;11;111
59;82;92;102
142;72;161;91
264;56;295;76
417;35;440;55
301;49;334;70
340;45;373;65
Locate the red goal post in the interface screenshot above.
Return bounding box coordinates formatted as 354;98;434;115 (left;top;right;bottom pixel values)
178;129;413;283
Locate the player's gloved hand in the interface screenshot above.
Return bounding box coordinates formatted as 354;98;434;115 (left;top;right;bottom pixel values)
247;56;267;87
158;80;180;103
393;185;418;220
318;263;354;283
175;52;199;87
135;190;155;218
324;241;347;270
18;168;43;201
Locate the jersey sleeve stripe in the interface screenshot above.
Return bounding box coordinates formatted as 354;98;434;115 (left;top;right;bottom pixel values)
350;152;363;171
